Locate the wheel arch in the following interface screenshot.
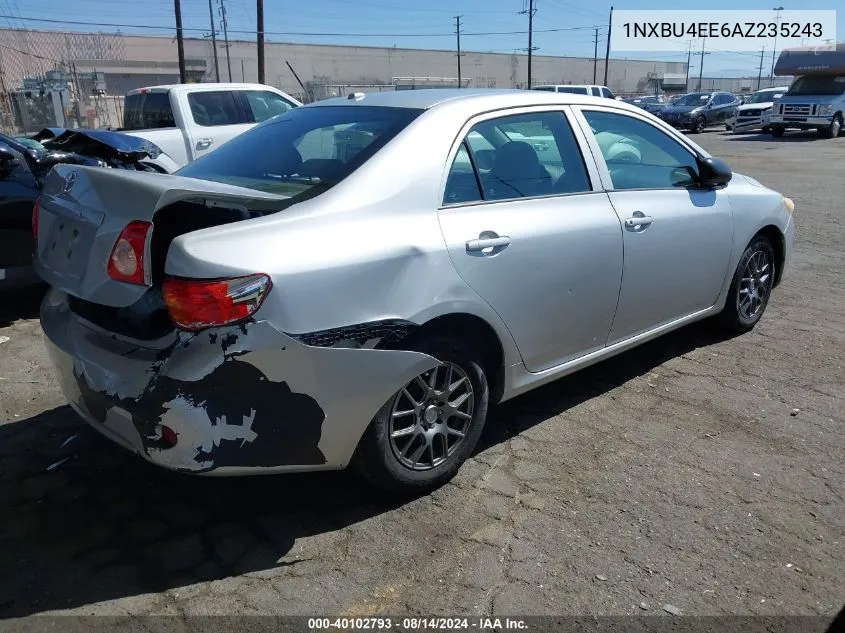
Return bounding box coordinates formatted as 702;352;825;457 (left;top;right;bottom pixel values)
379;312;507;404
755;224;786;287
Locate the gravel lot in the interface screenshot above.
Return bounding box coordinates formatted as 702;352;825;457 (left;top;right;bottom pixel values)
0;130;842;620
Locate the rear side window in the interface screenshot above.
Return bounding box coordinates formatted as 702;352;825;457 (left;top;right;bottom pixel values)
242;90;295;122
443;111;591;205
122;92;175;130
591;87;602;97
188;91;243;127
176;105;422;198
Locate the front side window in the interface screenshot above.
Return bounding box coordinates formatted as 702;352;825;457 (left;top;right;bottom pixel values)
443;111;591;205
242;90;295;122
582;110;700;190
188;91;243;126
177;105;421;199
601;87;615;99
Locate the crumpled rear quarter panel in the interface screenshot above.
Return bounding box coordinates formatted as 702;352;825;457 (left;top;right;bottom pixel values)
41;290;439;474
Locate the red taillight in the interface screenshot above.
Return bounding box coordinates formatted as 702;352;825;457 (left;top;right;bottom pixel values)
32;196;40;242
107;221;151;285
162;274;272;331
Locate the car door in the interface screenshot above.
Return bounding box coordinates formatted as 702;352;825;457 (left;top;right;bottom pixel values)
185;90;252;159
711;94;732;123
438;108;623;373
573;107;733;344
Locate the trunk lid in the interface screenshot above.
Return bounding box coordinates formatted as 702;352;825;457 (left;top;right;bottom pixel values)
34;164;287;308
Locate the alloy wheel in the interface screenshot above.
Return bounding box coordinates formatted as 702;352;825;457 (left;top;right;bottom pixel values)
738;250;773;320
388;363;474;471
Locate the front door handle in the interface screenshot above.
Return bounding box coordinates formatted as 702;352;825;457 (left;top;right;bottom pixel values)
624;213;653;231
466;233;511;253
195;137;213;150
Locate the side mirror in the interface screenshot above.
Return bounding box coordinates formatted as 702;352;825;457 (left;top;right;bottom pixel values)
697;157;732;188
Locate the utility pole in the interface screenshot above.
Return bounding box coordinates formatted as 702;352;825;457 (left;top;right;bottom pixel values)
603;5;613;86
207;0;220;82
684;40;693;91
220;0;233;82
757;47;765;90
520;0;537;89
592;27;599;84
174;0;187;83
455;15;462;88
770;7;784;86
257;0;265;84
695;39;710;91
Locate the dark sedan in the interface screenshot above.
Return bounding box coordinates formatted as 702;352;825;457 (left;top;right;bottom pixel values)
658;91;741;133
623;95;666;114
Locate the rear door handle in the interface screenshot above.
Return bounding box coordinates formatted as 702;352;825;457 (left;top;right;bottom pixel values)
195;137;213;150
624;214;653;230
466;235;511;253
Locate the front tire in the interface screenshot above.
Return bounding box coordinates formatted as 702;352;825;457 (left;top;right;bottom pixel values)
718;236;776;334
822;114;842;139
690;116;706;134
771;126;785;138
354;337;489;493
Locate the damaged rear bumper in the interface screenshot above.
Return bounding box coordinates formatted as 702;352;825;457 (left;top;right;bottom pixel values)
41;288;439;475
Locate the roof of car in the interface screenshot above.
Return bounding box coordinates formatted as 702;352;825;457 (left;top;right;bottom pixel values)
127;83;284;94
307;88;623;111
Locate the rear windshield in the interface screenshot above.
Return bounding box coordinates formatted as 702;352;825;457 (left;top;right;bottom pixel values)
786;75;845;96
123;92;176;130
176;105;423;197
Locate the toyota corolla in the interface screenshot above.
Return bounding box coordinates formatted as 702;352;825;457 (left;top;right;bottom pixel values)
36;89;796;492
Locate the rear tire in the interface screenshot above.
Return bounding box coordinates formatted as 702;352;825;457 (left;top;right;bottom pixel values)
717;235;776;334
771;126;785;138
353;337;489;493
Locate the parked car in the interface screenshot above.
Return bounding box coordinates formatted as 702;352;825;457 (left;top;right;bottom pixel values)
725;87;789;133
658;91;741;133
533;84;616;99
117;83;302;172
1;129;161;289
623;95;666;114
37;89;795;492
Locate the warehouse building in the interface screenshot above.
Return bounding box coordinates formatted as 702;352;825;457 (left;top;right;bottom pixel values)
0;28;690;102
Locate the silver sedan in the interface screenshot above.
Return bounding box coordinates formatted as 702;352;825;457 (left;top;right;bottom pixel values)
36;89;796;492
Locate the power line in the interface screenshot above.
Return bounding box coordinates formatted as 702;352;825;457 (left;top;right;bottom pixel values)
0;13;599;38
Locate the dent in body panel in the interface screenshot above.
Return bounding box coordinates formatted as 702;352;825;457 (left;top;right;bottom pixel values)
45;298;441;472
71;324;327;472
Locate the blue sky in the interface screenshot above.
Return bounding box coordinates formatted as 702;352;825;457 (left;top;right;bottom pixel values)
2;0;842;77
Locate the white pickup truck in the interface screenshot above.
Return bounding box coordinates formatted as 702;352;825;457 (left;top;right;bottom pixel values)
120;83;302;172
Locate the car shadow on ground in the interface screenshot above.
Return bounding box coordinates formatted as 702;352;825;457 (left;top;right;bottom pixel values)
0;321;734;617
0;284;46;329
724;131;828;142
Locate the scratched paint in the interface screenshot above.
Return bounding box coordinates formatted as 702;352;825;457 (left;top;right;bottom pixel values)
72;329;326;472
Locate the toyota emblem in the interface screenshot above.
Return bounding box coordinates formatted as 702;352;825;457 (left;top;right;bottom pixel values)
62;171;77;194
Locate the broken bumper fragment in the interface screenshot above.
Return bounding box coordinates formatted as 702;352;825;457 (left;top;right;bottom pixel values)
41;289;438;475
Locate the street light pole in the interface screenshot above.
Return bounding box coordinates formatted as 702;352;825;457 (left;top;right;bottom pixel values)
770;6;784;86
